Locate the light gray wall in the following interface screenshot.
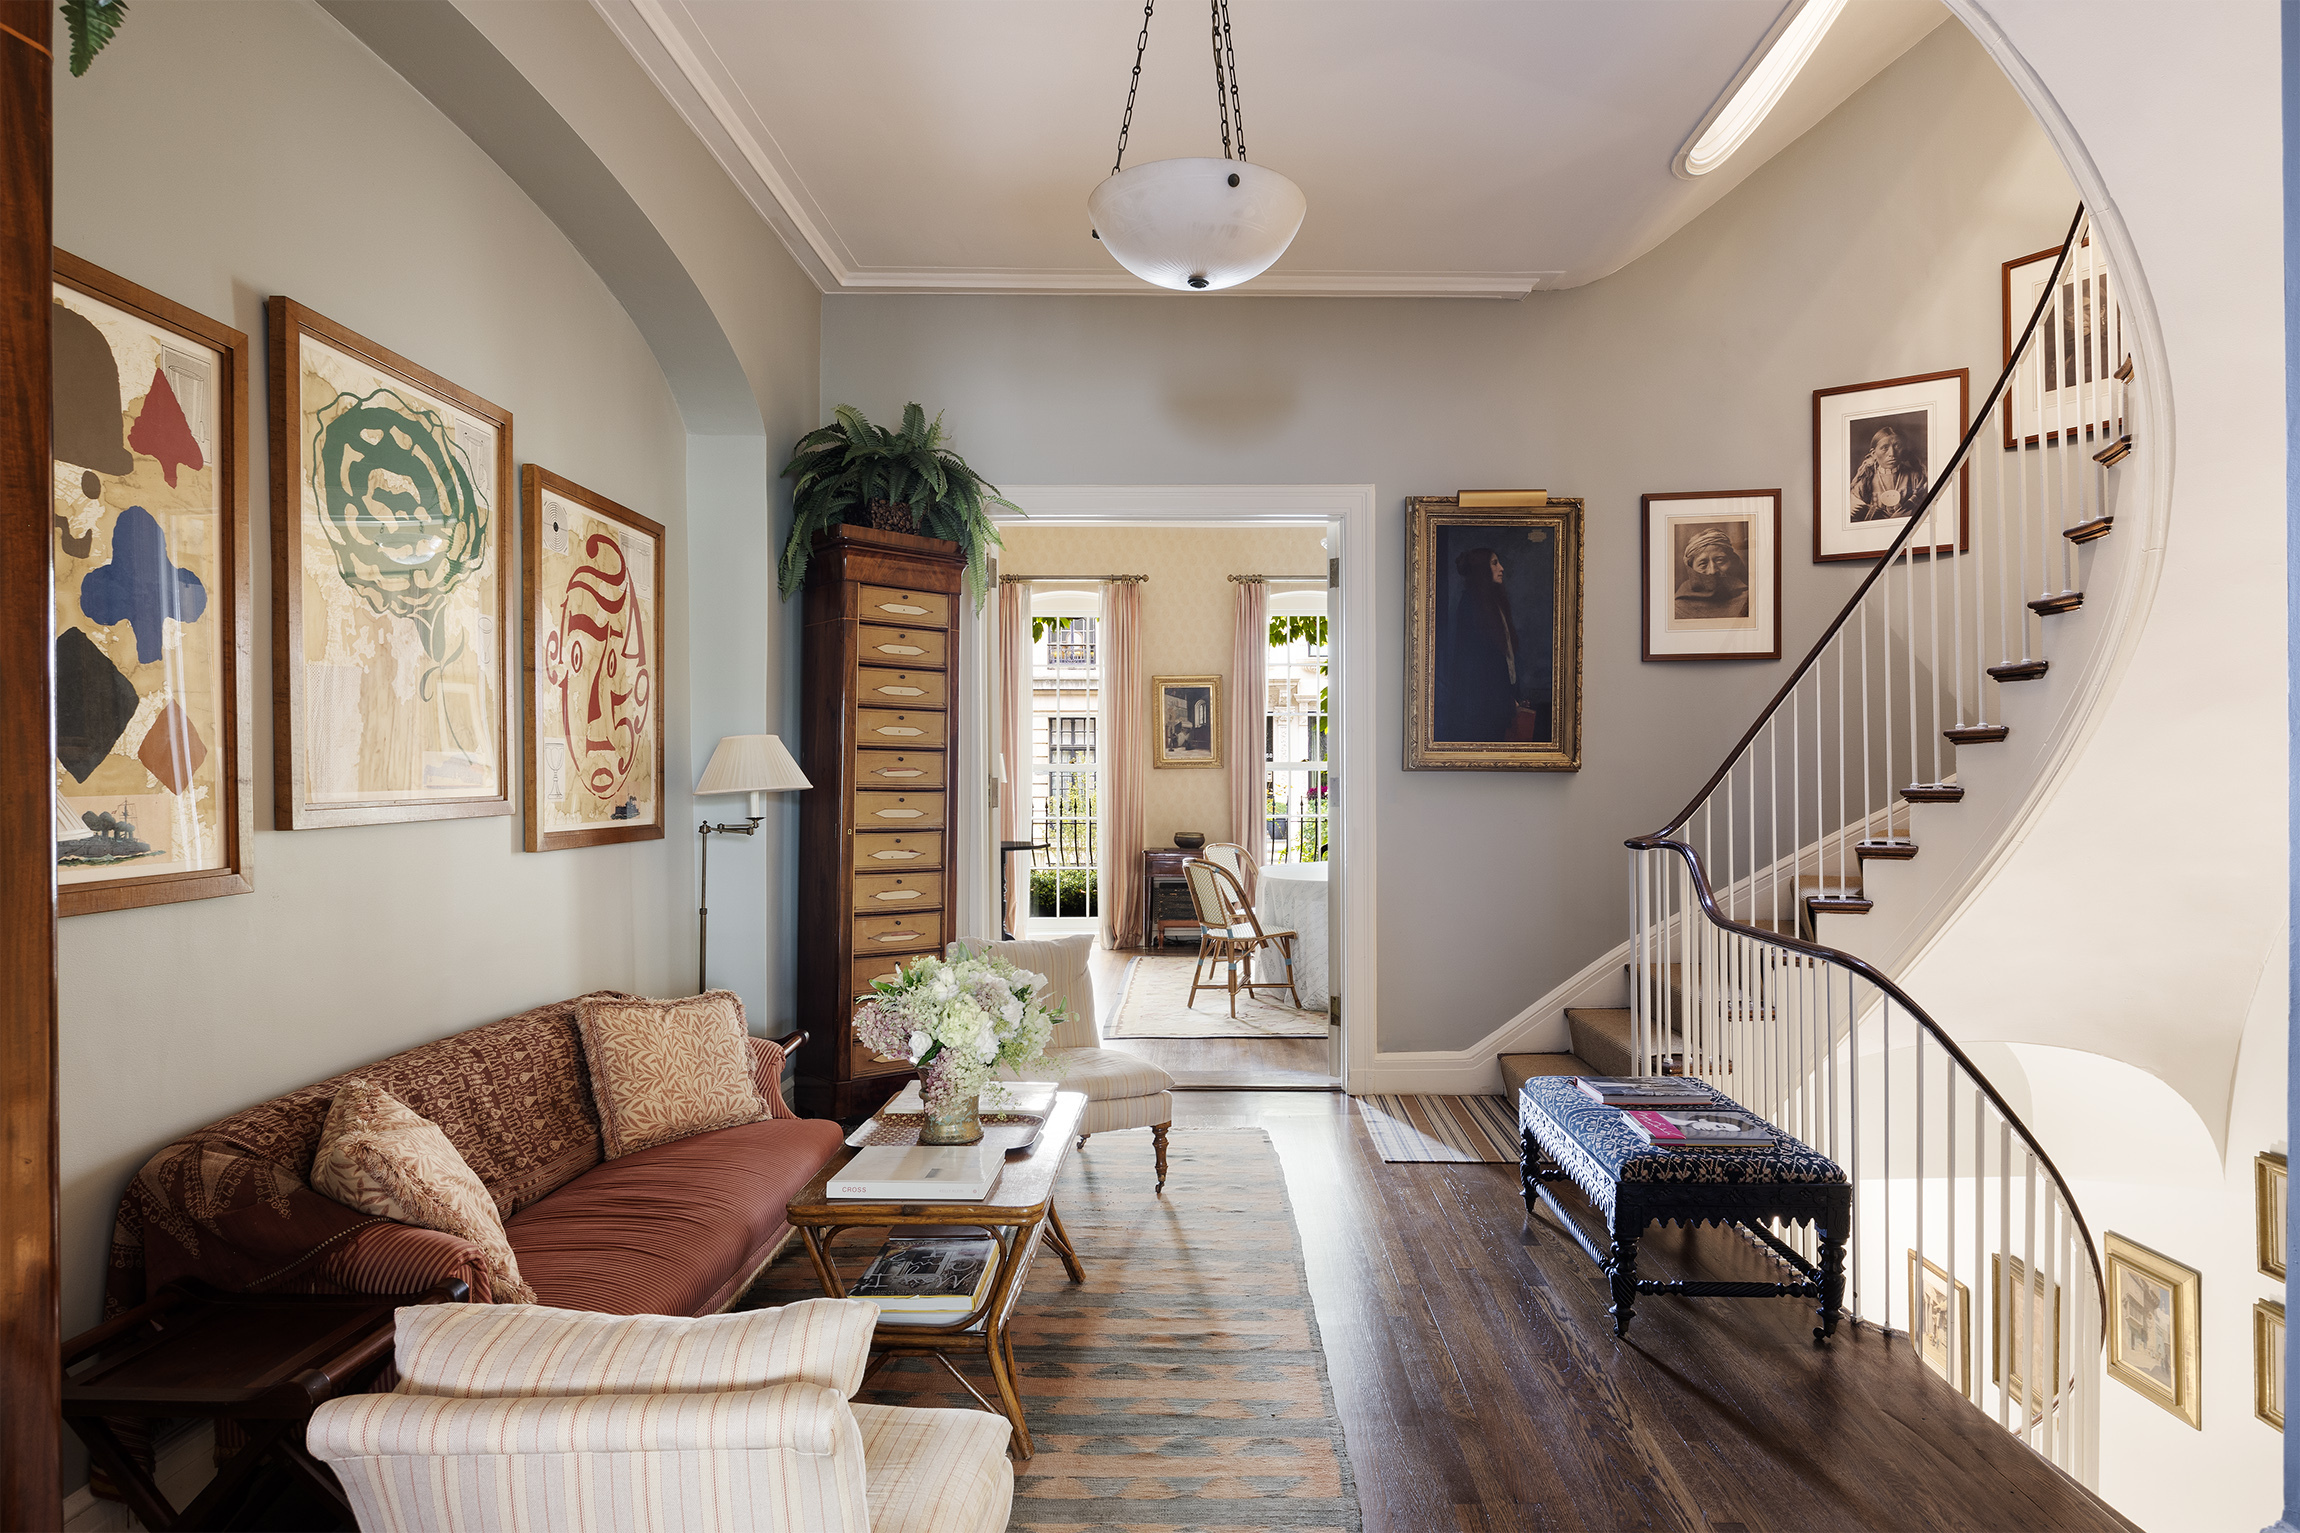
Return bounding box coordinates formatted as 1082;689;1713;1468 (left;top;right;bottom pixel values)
820;21;2077;1051
48;0;698;1481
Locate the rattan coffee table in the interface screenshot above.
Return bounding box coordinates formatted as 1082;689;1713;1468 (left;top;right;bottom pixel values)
785;1089;1087;1458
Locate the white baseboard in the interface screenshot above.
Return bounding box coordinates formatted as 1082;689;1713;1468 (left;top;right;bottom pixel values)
1348;938;1630;1095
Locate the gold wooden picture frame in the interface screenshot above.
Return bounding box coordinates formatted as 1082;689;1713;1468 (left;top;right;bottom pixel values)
2105;1232;2202;1429
1909;1250;1972;1399
2258;1151;2287;1280
1405;493;1583;770
520;465;666;852
1150;674;1221;769
2257;1300;2285;1432
51;252;254;916
269;297;514;830
1991;1252;2063;1409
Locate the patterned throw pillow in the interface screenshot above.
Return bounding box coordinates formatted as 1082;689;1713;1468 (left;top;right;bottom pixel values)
310;1079;538;1304
576;992;768;1159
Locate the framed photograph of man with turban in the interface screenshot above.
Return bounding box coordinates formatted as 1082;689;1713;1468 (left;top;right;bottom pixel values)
1404;492;1582;771
1641;490;1780;662
269;298;513;829
1812;369;1968;563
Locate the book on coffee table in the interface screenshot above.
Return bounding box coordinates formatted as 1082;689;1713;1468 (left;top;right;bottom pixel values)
1621;1107;1778;1151
1573;1076;1715;1108
851;1235;1000;1322
828;1145;1002;1201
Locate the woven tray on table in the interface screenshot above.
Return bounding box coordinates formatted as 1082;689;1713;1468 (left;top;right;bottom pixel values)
844;1112;1046;1155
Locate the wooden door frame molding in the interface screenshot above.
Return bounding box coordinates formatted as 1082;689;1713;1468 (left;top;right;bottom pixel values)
1;0;63;1523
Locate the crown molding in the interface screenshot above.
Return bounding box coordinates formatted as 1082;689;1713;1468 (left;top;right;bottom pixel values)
589;0;1554;301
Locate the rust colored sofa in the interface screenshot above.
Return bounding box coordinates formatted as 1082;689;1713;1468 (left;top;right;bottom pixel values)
104;992;848;1320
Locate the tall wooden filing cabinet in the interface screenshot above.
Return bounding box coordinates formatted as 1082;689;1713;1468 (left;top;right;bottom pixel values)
796;526;967;1119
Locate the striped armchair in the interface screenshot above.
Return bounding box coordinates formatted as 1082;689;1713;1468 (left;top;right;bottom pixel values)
950;935;1175;1191
307;1298;1011;1533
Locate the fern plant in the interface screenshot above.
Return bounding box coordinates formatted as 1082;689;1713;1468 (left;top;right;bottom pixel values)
778;403;1016;606
62;0;128;76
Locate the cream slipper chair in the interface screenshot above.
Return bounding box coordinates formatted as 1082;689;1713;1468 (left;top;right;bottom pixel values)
951;935;1175;1191
308;1297;1012;1533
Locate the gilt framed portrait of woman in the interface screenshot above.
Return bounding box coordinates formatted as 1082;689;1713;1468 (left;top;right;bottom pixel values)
1405;492;1582;771
1812;370;1968;563
1641;490;1780;662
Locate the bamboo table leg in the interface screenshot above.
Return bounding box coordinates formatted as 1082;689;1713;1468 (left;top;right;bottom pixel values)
1045;1205;1086;1284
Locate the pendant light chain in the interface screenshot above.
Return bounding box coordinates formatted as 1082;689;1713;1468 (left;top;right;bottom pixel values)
1111;0;1155;176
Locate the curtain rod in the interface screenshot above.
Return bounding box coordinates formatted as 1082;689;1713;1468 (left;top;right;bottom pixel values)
999;573;1148;584
1228;573;1326;583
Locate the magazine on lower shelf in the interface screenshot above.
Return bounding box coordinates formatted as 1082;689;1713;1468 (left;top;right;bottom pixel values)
1621;1106;1778;1150
852;1234;1000;1320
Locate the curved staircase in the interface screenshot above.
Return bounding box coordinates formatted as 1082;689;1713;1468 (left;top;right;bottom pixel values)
1510;208;2145;1491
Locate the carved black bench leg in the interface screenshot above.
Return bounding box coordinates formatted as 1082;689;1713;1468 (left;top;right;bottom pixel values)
1607;1224;1639;1337
1520;1128;1539;1216
1813;1222;1847;1344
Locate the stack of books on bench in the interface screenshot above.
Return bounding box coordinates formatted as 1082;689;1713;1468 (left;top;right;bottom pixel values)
1574;1077;1779;1153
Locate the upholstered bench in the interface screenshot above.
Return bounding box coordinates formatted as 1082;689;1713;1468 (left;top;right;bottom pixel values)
1517;1077;1850;1343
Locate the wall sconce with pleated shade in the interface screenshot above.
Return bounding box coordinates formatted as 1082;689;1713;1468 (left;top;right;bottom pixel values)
695;735;810;993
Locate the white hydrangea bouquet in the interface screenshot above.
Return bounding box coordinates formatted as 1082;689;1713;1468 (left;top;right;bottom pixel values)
852;949;1063;1142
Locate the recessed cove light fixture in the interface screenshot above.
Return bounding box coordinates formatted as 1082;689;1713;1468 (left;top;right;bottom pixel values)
1674;0;1849;179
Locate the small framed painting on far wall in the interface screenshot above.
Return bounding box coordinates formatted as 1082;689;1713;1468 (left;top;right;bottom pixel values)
1640;490;1780;662
1812;369;1968;563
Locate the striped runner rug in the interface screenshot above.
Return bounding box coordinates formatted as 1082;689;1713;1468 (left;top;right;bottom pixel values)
737;1127;1362;1531
1356;1094;1520;1164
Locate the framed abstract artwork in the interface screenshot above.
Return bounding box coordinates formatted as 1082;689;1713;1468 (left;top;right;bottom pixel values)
2258;1300;2285;1432
1640;490;1781;662
2258;1150;2287;1280
1151;675;1221;769
2003;237;2124;450
51;252;253;915
1405;492;1583;771
269;298;513;829
521;465;665;851
1909;1250;1973;1399
1812;370;1968;563
2104;1232;2202;1429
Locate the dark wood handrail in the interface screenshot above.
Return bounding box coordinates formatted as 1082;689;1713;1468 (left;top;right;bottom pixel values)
1626;832;2106;1316
1644;204;2090;840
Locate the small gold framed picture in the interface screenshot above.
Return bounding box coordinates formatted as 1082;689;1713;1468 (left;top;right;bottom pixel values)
2105;1232;2202;1429
2256;1300;2285;1432
1909;1250;1972;1398
1992;1253;2063;1410
1150;675;1221;769
2258;1151;2287;1280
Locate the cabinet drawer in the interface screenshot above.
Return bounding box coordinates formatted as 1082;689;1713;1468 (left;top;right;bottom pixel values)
854;831;943;868
855;667;947;709
855;870;941;910
859;625;947;669
859;585;951;629
857;708;947;747
856;750;945;788
853;953;917;997
854;910;942;951
854;790;944;828
851;1036;916;1080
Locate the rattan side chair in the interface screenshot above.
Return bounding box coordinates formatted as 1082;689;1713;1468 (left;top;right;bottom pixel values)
1182;857;1302;1018
1203;840;1256;903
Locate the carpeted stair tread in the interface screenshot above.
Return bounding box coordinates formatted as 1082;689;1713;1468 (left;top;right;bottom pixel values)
1565;1007;1636;1078
1500;1052;1594;1098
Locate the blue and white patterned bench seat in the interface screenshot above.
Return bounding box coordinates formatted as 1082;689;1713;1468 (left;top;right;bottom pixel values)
1518;1076;1851;1341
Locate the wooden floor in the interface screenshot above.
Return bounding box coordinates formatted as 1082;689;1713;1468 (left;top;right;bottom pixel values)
1153;1092;2137;1533
1085;938;1340;1087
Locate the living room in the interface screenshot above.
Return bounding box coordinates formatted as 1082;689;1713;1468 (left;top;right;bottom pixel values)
0;2;2287;1531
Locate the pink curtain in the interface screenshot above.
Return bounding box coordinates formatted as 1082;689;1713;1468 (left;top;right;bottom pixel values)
1100;579;1146;950
1227;578;1268;898
998;579;1029;937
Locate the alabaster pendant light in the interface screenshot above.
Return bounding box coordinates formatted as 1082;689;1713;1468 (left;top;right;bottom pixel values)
1087;0;1305;292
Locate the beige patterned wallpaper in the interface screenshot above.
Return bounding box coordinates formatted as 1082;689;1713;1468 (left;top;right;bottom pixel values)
997;524;1328;848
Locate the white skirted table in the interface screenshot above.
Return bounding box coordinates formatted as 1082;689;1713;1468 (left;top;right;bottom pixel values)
1253;860;1329;1011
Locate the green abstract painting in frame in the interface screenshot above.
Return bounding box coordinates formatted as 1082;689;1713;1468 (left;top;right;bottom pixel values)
269;298;513;829
51;252;252;915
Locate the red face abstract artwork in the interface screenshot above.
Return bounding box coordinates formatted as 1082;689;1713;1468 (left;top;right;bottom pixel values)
544;531;652;808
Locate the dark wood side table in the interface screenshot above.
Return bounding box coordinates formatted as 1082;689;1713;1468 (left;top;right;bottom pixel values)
1142;848;1202;946
62;1277;466;1531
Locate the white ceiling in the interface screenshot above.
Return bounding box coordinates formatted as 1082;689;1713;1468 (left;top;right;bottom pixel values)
594;0;1949;298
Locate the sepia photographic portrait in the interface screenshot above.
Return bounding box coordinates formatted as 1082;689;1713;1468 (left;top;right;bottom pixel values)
1640;491;1780;661
1813;370;1967;562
